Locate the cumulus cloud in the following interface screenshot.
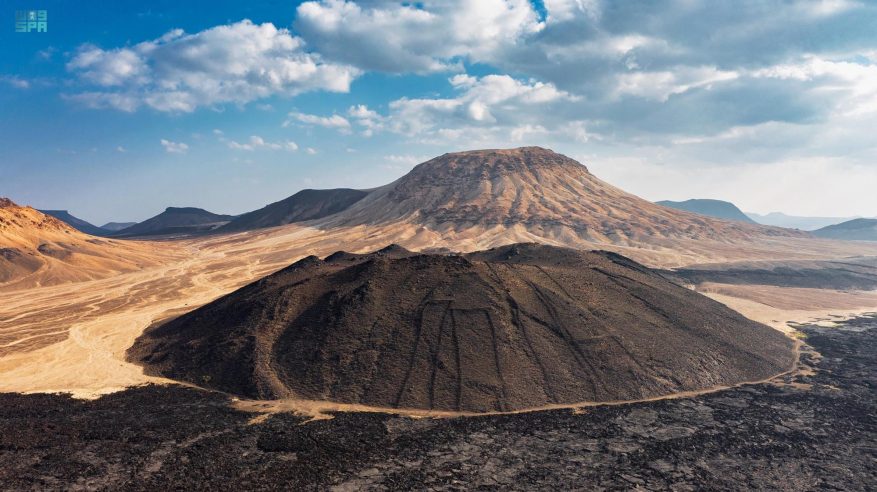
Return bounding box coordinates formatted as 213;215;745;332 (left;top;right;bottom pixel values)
227;135;298;151
294;0;542;73
378;74;579;141
65;20;360;112
285;111;351;130
160;139;188;154
1;75;30;89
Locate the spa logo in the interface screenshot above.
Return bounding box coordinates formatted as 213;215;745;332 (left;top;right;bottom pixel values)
15;10;47;32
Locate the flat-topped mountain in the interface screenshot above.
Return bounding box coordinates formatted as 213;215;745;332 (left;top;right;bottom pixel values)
324;147;802;244
129;243;795;413
656;199;756;224
38;210;109;236
113;207;234;238
813;218;877;241
218;188;368;233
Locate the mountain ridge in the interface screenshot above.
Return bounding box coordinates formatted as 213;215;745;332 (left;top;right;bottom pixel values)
38;210;109;236
656;199;755;224
113;207;234;238
813;218;877;241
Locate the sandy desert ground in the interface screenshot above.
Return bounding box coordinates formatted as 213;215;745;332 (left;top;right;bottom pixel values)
2;217;877;407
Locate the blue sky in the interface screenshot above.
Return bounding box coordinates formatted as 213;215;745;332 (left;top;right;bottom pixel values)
2;0;876;224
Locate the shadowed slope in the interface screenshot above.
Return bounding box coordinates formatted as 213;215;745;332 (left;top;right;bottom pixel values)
129;243;795;413
218;188;369;233
113;207;234;237
38;210;109;236
655;199;756;224
813;218;877;241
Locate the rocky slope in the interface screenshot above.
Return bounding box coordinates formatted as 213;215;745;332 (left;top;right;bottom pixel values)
129;243;795;413
0;198;164;289
321;147;803;245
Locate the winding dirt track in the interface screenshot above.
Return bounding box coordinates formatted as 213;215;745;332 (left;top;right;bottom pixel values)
2;219;877;401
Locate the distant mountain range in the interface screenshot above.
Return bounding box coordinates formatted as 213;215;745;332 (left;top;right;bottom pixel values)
38;210;110;236
655;199;755;223
812;218;877;241
101;221;137;232
111;207;235;238
745;212;859;231
217;188;368;233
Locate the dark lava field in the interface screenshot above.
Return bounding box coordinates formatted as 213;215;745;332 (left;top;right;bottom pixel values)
1;315;875;491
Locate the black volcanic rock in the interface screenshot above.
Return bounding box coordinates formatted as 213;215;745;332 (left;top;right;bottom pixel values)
129;243;795;413
813;218;877;241
38;210;108;236
656;199;756;223
218;188;368;232
113;207;234;238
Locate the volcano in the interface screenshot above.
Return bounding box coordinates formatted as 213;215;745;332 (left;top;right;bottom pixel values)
320;147;801;245
129;243;795;413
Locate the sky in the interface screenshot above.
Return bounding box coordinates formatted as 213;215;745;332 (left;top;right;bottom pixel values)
1;0;876;224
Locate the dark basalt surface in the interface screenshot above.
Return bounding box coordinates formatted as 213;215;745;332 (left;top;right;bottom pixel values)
1;315;874;490
662;257;877;290
128;243;794;412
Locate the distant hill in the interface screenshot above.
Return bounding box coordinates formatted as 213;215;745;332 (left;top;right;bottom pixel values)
1;198;163;289
112;207;234;238
813;219;877;241
655;199;756;224
100;221;137;232
218;188;368;233
38;210;108;236
746;212;858;231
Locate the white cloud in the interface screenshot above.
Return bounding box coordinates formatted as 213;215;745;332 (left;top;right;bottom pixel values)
283;141;299;151
380;74;579;142
1;75;30;89
286;111;351;129
294;0;542;73
347;104;384;136
65;20;360;112
385;154;427;165
160;139;188;154
228;135;298;151
116;145;127;153
212;129;223;135
613;66;739;102
751;56;877;116
797;0;862;18
306;147;318;155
